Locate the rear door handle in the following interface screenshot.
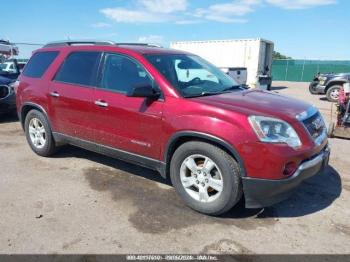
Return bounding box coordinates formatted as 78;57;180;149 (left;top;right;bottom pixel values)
95;100;108;107
49;91;60;98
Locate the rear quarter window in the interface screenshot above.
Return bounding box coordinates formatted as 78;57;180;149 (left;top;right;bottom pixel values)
23;51;59;78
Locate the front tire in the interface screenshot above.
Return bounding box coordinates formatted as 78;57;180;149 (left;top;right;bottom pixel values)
24;109;56;157
326;85;341;102
170;141;242;215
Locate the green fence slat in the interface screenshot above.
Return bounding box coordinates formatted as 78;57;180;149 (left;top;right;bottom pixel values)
272;59;350;82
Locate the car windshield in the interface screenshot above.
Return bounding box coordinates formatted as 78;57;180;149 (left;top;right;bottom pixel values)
144;54;242;98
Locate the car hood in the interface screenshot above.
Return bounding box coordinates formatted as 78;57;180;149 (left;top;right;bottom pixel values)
192;89;312;122
321;73;350;78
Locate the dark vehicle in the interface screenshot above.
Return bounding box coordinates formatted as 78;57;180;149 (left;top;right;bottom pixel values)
16;41;330;215
0;59;21;114
309;72;350;102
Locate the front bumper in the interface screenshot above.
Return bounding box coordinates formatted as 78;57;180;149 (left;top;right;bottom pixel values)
0;93;16;113
315;84;327;94
242;146;330;208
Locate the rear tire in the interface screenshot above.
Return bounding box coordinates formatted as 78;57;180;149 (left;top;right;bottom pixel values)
24;109;56;157
170;141;242;215
309;81;319;95
326;85;341;102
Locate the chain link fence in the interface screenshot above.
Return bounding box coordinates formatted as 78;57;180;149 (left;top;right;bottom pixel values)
272;59;350;82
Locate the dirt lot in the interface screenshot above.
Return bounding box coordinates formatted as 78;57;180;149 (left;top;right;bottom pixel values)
0;81;349;254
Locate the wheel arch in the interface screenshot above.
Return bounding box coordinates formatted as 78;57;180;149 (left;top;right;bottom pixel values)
20;102;50;130
164;131;246;179
325;80;346;91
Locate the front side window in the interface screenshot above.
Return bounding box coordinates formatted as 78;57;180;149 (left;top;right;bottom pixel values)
145;54;241;98
54;51;101;87
100;53;152;94
23;51;59;78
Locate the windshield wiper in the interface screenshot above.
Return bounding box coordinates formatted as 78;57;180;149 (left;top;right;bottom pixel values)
184;85;245;98
221;85;245;92
184;91;224;98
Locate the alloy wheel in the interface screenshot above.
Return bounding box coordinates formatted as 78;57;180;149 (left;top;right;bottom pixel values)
180;154;223;203
28;118;47;149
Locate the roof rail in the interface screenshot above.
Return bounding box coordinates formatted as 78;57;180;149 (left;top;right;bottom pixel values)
43;41;163;49
116;43;163;48
43;40;116;48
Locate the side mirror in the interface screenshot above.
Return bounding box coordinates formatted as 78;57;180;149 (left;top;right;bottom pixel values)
127;84;160;98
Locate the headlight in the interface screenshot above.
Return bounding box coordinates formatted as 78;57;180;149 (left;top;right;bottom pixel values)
319;76;327;85
248;116;302;148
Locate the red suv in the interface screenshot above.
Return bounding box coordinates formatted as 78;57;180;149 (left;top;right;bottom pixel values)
16;41;330;215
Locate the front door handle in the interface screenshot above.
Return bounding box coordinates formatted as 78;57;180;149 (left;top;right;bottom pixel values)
49;91;60;98
95;100;108;107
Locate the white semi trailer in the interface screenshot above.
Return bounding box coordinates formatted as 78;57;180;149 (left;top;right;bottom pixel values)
170;38;274;88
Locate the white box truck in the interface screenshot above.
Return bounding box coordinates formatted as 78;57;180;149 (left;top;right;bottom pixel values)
170;38;274;88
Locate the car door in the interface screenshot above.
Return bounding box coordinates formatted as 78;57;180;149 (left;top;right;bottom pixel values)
92;52;163;159
49;51;102;141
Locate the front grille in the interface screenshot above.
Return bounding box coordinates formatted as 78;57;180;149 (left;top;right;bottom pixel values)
0;85;10;99
302;112;326;140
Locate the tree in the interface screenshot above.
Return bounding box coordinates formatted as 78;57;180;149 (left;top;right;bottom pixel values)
273;51;292;60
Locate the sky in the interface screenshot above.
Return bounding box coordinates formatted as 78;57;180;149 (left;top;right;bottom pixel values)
1;0;349;60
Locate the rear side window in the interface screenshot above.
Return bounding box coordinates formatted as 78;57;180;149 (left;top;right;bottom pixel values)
23;51;59;78
54;51;101;87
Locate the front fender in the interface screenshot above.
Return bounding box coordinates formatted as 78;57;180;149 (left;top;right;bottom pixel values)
163;112;254;150
164;130;247;177
326;78;347;88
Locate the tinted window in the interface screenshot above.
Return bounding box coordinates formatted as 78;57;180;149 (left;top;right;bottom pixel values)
55;51;101;86
23;51;59;78
100;53;152;94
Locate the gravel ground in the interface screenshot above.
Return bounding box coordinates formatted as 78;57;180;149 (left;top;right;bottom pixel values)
0;81;349;254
